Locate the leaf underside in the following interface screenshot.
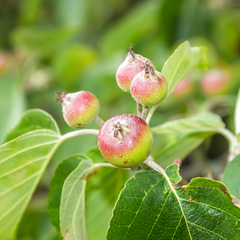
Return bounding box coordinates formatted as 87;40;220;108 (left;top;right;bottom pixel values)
151;112;224;135
0;129;60;239
4;108;60;143
60;158;94;240
48;155;84;234
86;166;128;240
154;132;213;167
107;166;240;240
0;109;60;239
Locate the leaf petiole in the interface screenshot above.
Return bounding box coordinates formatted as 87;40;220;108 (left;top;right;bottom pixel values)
60;129;99;143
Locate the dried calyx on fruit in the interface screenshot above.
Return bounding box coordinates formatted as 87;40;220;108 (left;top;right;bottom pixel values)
116;44;153;92
130;61;168;106
98;114;153;168
56;91;100;129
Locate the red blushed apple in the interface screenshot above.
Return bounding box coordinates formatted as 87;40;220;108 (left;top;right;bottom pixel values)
56;91;100;129
116;45;153;92
130;62;168;106
172;78;194;98
201;69;231;96
98;114;153;168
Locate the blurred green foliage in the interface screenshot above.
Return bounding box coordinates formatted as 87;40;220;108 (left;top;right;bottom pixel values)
0;0;240;239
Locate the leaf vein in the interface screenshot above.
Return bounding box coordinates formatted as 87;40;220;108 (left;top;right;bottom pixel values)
0;171;40;197
0;156;46;179
0;140;58;165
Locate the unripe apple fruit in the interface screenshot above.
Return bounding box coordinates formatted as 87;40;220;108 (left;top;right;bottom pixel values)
98;114;153;168
130;62;168;106
56;91;100;129
172;78;194;98
201;69;231;96
116;45;153;92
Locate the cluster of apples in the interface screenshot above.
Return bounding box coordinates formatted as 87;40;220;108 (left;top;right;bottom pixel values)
116;44;168;105
56;45;168;168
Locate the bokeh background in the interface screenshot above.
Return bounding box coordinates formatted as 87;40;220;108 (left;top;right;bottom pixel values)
0;0;240;239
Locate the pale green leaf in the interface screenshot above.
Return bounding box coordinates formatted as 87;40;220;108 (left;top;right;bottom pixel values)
48;155;85;235
237;133;240;143
49;148;128;240
4;109;59;143
86;165;128;240
60;158;94;240
52;44;97;83
107;167;240;239
235;89;240;136
100;2;159;55
223;154;240;200
152;112;224;134
0;77;25;144
154;132;213;167
0;129;60;239
11;26;77;58
55;0;87;28
19;0;43;25
162;41;207;96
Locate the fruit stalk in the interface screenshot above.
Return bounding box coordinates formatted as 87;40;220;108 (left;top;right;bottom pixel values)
94;116;105;127
141;105;149;120
137;102;142;117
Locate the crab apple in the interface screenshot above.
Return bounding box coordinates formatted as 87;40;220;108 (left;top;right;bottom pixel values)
201;69;231;96
98;114;153;168
56;91;100;129
116;45;153;92
173;78;194;98
130;62;168;106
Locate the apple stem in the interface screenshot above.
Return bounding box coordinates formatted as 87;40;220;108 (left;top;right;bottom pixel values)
137;102;142;117
94;116;105;127
142;105;149;120
146;104;159;124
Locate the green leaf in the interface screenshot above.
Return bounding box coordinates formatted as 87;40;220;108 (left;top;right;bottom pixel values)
19;0;43;25
237;133;240;143
55;0;87;28
154;132;213;167
100;2;159;55
165;164;182;184
84;146;128;240
84;146;105;164
86;166;128;240
162;41;207;96
0;77;25;144
54;148;128;240
107;167;240;239
152;112;224;134
11;26;77;58
52;44;97;84
4;109;60;143
48;154;86;235
223;154;240;200
0;129;60;239
235;89;240;136
60;157;94;240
